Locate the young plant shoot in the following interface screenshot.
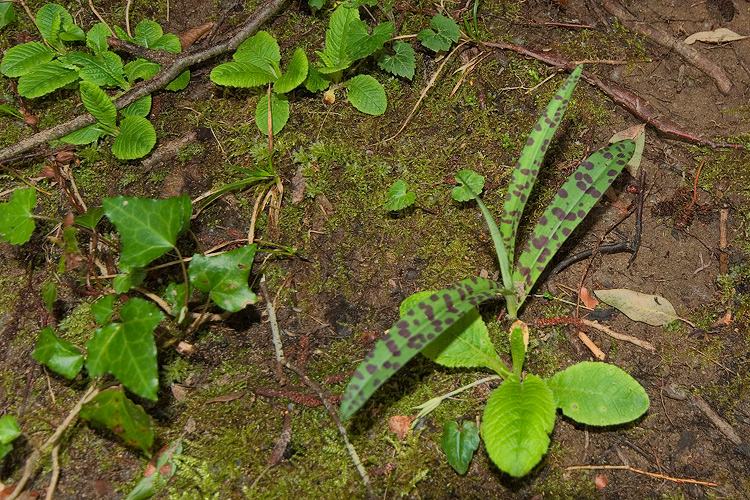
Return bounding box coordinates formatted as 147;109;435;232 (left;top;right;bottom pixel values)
341;65;649;477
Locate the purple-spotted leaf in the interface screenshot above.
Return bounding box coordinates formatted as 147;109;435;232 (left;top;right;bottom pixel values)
340;277;503;420
79;387;155;454
499;65;582;258
512;140;635;303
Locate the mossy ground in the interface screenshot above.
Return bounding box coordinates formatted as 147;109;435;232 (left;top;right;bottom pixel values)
2;0;750;499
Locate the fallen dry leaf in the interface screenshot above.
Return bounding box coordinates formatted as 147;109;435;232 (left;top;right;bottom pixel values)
579;287;600;309
205;390;248;404
595;473;608;489
388;415;416;441
684;28;747;45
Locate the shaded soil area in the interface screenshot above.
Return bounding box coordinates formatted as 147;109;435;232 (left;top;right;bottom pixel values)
1;0;750;499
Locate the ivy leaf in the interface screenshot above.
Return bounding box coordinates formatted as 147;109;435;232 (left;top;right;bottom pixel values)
79;81;116;128
482;375;556;477
512;140;635;303
112;115;157;160
189;245;258;312
500;65;582;259
74;206;105;229
400;290;498;368
91;294;116;325
255;92;289;136
418;14;459;52
41;282;57;313
441;421;480;475
125;440;182;500
546;362;649;426
121;95;152;117
452;170;485;202
86;298;163;401
17;60;79;98
308;0;325;8
0;42;55;78
274;48;308;94
86;23;111;58
31;326;84;379
79;387;155;454
0;415;20;460
345;74;386;115
103;195;192;270
0;187;36;245
340;277;504;420
113;267;146;293
378;41;415;79
346;21;394;61
383;180;415;211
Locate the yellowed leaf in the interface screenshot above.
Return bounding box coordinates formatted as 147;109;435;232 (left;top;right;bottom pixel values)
684;28;747;45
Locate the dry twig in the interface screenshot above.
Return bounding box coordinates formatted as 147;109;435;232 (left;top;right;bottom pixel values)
567;465;718;486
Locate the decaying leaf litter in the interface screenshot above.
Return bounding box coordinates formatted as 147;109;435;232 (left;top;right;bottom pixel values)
1;0;749;498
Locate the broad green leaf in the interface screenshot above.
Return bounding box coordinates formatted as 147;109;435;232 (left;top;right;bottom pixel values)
594;289;683;326
255;93;289;136
36;4;75;50
234;31;280;66
383;180;415;211
113;267;146;293
340;277;504;420
91;294;116;325
17;60;79;98
0;2;15;30
0;42;55;77
400;290;498;369
31;326;84;379
378;41;415;79
165;69;190;91
210;61;278;88
133;19;180;53
546;362;649;426
319;4;360;69
86;23;111;58
74;206;105;229
482;375;556;477
346;21;394;61
103;195;192;269
114;25;134;43
0;187;36;245
121;95;152;117
452;170;485;202
418;14;460;52
79;81;116;128
512;140;635;303
210;31;281;86
441;421;480;475
86;298;163;400
79;386;155;453
125;440;182;500
189;245;258;312
41;282;57;312
112;115;157;160
308;0;324;8
0;415;20;444
500;65;582;258
345;74;386;115
66;51;125;88
303;65;330;92
274;48;308;94
124;58;160;82
61;123;108;144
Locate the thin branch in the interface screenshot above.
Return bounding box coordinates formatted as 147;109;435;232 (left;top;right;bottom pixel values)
567;465;718;486
0;0;289;163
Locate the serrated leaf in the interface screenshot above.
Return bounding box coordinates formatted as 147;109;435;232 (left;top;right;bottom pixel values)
189;245;258;312
500;65;582;258
345;74;386;115
112;115;157;160
383;180;415;211
418;14;459;52
0;2;15;29
86;23;111;58
512;140;635;303
36;3;75;50
319;4;359;69
340;277;504;420
210;61;277;88
452;170;485;202
31;326;84;379
60;22;84;42
165;69;190;91
210;31;280;87
482;375;556;477
79;81;116;127
594;289;685;326
255;93;289;136
274;48;308;94
546;362;649;426
346;21;394;61
400;290;498;368
91;294;116;325
86;298;162;400
103;195;192;269
303;65;330;92
61;123;108;144
0;42;55;78
17;60;79;98
378;41;415;79
79;386;155;453
121;95;152;117
0;187;36;245
442;421;480;475
67;51;126;88
133;19;180;53
0;415;20;444
114;25;134;43
124;58;160;82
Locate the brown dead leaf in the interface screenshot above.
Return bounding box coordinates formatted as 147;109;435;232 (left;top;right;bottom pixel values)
684;28;747;45
579;287;599;309
710;310;732;328
205;390;247;404
178;22;214;50
388;415;415;441
595;473;608;489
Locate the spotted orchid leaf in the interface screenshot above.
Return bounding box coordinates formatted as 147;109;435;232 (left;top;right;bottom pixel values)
499;65;582;258
340;277;506;420
512;139;635;304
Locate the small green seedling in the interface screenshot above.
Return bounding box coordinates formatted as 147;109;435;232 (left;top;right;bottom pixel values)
342;65;649;477
0;414;21;460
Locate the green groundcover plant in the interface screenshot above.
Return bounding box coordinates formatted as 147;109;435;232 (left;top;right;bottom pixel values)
341;65;650;477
